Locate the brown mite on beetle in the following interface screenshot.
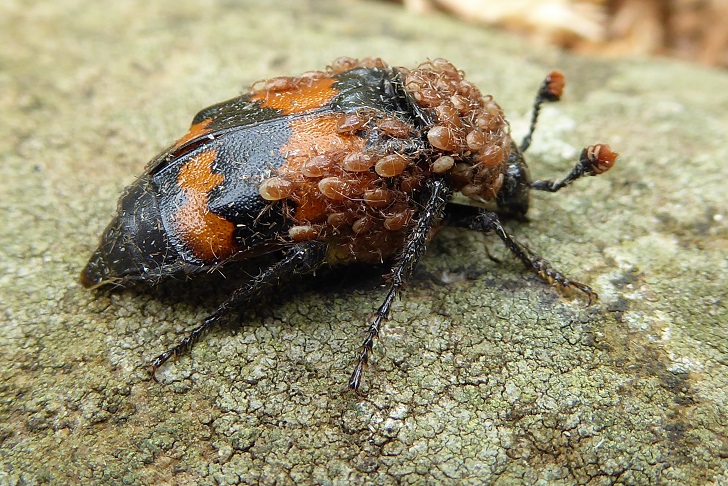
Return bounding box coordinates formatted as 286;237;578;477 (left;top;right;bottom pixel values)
80;58;618;391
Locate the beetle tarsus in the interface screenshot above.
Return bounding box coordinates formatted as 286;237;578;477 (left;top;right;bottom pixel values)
148;316;215;381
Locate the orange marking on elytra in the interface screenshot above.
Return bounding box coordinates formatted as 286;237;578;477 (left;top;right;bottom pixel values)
250;77;338;115
172;118;213;150
278;114;371;223
279;114;367;177
173;149;237;262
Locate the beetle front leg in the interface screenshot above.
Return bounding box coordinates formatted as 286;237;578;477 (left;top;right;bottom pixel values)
150;240;328;381
348;179;451;392
447;205;597;304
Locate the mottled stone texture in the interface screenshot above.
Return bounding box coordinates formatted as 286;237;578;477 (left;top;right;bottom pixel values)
1;0;726;484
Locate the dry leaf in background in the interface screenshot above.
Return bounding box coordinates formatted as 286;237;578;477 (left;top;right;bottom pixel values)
401;0;728;67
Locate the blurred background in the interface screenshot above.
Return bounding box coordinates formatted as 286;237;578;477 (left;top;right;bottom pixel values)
395;0;728;68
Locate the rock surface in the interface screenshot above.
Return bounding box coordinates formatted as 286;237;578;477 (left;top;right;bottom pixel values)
1;0;726;484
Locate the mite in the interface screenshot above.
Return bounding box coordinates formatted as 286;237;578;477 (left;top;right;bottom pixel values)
81;58;618;391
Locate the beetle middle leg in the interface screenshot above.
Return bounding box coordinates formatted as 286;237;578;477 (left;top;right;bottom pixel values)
150;240;328;381
348;178;451;392
447;205;597;304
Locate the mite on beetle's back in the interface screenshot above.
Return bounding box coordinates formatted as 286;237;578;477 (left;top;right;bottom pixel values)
81;57;617;391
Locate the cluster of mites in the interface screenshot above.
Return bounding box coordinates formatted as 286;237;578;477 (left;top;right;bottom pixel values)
257;57;512;246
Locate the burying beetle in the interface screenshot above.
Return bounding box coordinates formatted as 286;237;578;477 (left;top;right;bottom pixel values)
81;58;617;391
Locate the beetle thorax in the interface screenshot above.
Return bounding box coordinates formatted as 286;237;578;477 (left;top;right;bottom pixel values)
403;59;511;203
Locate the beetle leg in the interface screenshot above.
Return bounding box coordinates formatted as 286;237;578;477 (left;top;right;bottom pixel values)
348;179;451;392
447;205;597;304
150;240;328;381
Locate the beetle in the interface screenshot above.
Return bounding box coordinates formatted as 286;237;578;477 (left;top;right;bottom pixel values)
81;57;617;391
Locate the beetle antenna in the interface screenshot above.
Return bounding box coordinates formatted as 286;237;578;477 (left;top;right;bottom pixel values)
520;70;565;153
530;144;618;192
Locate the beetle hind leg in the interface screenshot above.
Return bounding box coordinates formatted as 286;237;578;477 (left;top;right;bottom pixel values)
150;241;328;381
447;205;597;304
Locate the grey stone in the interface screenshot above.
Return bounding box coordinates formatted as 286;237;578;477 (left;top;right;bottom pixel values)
1;0;726;484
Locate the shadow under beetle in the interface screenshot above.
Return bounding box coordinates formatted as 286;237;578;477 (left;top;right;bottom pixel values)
81;58;618;391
